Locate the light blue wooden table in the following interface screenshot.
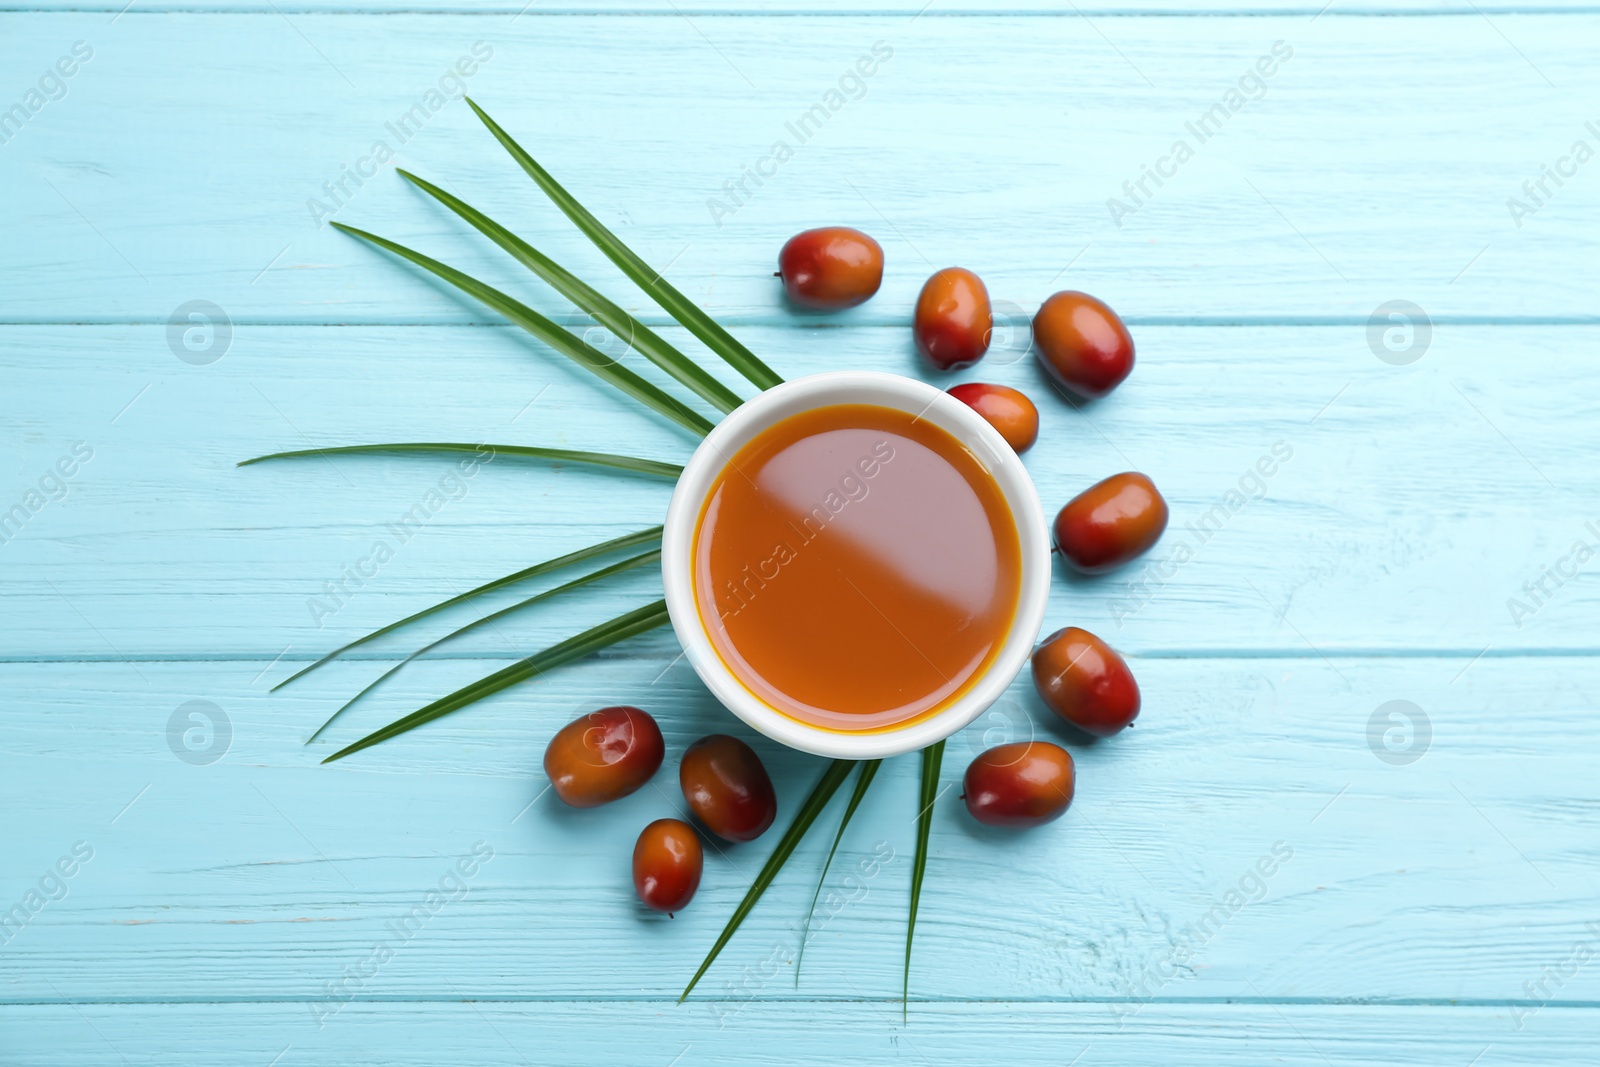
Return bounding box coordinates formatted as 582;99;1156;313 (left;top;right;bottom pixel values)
4;2;1597;1063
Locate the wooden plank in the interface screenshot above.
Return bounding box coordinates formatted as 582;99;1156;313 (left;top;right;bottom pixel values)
3;1001;1593;1066
2;323;1595;657
1;13;1596;322
2;654;1595;1003
6;1;1596;11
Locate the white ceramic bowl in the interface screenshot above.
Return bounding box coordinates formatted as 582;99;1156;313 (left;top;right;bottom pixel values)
662;371;1051;759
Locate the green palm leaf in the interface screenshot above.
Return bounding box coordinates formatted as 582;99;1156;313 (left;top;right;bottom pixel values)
681;758;855;1002
240;442;681;479
322;599;671;763
332;222;715;438
465;98;783;392
795;758;881;986
905;740;945;1020
274;526;662;690
398;170;745;415
305;548;662;743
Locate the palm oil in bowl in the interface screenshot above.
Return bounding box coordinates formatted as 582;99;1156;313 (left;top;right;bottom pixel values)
691;403;1022;733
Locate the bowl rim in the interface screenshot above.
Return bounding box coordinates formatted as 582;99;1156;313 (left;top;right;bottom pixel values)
661;370;1052;760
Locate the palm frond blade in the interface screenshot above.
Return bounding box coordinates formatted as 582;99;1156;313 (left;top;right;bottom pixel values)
332;223;714;437
795;758;881;986
322;599;672;763
681;759;855;1002
398;170;745;414
905;740;945;1020
464;98;783;392
241;443;681;478
273;526;662;690
304;548;662;743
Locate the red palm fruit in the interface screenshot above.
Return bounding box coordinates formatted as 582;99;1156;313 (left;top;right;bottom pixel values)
778;227;884;310
947;383;1039;453
542;706;664;808
1031;627;1140;737
1033;290;1134;399
1053;472;1168;574
679;734;777;842
633;818;703;913
963;742;1076;828
915;267;992;370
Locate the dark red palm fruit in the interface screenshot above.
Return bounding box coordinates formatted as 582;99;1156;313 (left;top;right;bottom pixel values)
632;818;703;913
963;742;1076;828
947;383;1040;454
678;734;777;843
778;227;884;310
542;706;664;808
1033;291;1134;399
1053;472;1168;574
915;267;992;370
1031;627;1141;737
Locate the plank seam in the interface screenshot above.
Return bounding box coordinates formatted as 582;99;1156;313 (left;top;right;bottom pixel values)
0;995;1595;1007
5;6;1600;14
6;317;1600;328
2;649;1598;664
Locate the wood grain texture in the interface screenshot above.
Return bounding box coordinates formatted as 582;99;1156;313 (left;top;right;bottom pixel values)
3;2;1597;1063
3;323;1593;657
1;13;1596;324
1;654;1596;1006
10;2;1600;11
7;1002;1598;1067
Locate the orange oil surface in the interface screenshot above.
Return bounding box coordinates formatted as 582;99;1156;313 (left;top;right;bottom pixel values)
692;403;1021;732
